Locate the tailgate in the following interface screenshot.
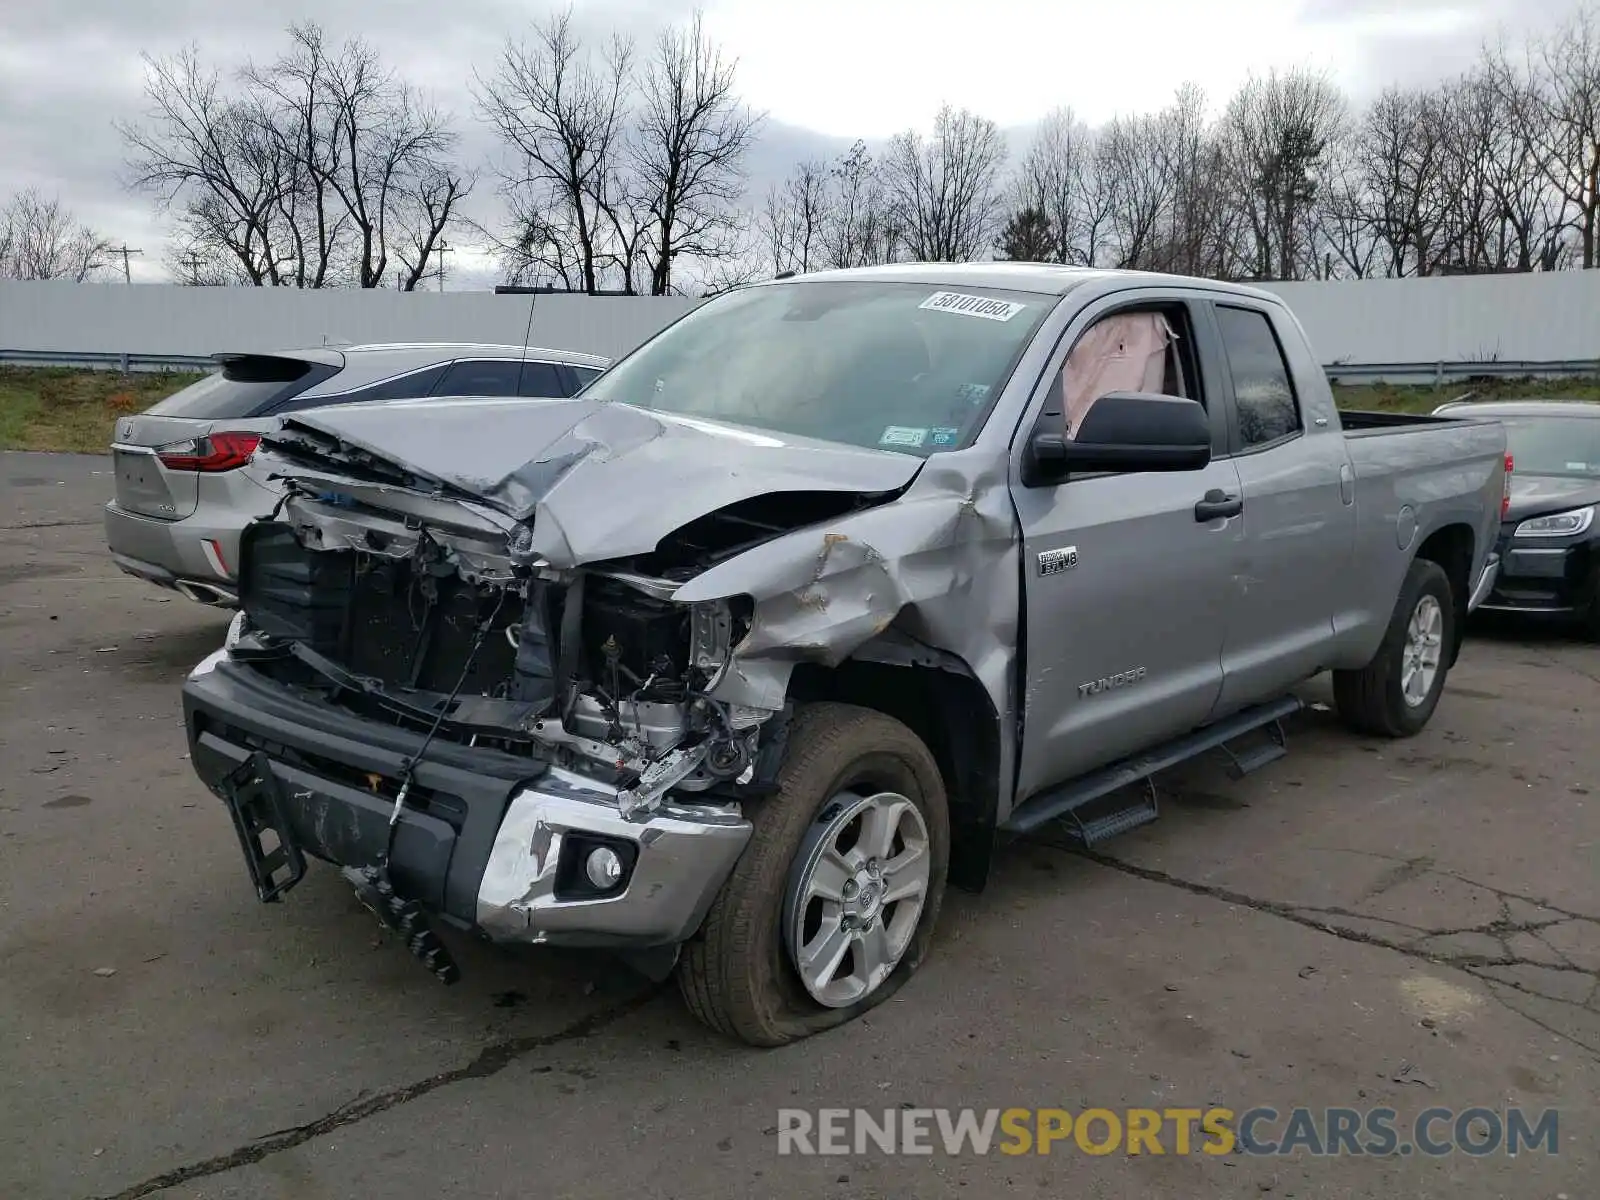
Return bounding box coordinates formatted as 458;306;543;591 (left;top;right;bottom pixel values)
111;415;211;521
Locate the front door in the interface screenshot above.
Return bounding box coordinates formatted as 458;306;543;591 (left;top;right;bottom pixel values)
1010;294;1242;801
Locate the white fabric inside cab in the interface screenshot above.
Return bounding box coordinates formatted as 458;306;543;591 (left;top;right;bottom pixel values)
1060;311;1179;437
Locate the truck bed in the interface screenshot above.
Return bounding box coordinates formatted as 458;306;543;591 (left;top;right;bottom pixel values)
1338;409;1491;434
1331;408;1506;666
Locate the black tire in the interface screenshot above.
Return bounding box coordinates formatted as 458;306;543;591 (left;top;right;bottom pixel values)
1333;557;1455;738
675;702;950;1047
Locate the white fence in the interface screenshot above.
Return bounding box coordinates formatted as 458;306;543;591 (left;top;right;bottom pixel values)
1262;270;1600;380
1;272;1597;379
0;281;701;369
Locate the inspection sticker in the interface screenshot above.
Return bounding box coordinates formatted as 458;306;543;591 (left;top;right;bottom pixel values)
880;426;929;448
919;291;1027;321
930;427;961;447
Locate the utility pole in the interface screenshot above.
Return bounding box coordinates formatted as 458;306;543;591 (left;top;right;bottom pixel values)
109;245;144;284
178;252;204;284
434;241;454;292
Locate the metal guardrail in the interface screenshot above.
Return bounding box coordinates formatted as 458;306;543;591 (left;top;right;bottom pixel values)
1324;359;1600;385
2;348;1597;383
0;350;216;373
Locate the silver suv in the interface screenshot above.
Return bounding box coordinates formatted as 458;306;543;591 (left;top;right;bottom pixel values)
104;342;608;605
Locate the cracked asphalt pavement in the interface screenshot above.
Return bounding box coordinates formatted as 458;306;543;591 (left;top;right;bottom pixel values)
2;450;1597;1200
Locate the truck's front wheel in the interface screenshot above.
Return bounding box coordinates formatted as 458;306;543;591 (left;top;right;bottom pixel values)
676;703;950;1047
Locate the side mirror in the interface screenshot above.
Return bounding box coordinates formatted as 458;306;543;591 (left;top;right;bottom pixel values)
1023;391;1211;484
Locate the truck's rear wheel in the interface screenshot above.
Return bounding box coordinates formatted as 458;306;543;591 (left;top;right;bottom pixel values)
1333;557;1455;737
676;703;949;1047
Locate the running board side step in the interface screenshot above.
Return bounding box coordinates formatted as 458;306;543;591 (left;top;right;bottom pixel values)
1000;695;1304;838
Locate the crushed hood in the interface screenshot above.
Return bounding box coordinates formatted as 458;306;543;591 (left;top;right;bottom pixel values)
1504;473;1600;523
266;396;925;567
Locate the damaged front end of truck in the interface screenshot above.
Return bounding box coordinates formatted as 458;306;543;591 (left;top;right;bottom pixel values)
183;393;1018;983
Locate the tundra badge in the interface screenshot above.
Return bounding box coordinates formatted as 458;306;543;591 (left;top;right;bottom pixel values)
1078;667;1147;697
1037;546;1078;576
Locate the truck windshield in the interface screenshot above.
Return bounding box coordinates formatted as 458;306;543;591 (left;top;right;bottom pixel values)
1502;416;1600;478
582;280;1052;455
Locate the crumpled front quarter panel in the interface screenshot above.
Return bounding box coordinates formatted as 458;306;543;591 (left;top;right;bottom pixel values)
672;447;1022;724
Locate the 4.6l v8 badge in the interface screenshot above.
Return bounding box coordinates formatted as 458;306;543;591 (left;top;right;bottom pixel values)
1037;546;1078;576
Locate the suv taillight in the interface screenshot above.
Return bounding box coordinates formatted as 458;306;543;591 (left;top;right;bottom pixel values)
155;432;261;472
1502;452;1513;517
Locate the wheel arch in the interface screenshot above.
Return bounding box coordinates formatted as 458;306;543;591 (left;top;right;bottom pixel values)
786;635;1001;893
1413;522;1474;667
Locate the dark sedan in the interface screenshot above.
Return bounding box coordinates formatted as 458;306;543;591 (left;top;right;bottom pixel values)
1434;399;1600;636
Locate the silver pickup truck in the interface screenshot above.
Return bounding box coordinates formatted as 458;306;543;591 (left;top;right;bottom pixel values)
180;264;1508;1046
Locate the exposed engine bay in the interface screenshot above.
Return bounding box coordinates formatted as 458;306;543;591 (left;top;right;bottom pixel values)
233;493;779;816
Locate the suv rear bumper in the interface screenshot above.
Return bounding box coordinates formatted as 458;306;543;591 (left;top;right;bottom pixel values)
105;500;240;605
182;650;751;951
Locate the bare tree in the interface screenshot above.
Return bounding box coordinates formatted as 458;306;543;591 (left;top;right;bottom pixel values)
696;215;768;295
881;105;1007;261
1313;132;1382;278
1350;86;1453;276
242;25;343;287
1222;68;1346;280
819;141;898;268
759;159;830;274
1097;111;1172;270
1478;48;1574;272
475;7;631;292
1012;107;1099;264
122;29;467;288
1153;84;1240;277
1527;8;1600;268
120;48;294;284
632;12;762;294
0;190;114;281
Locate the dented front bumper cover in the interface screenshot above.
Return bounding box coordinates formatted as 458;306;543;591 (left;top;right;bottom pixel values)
476;767;750;947
184;649;751;958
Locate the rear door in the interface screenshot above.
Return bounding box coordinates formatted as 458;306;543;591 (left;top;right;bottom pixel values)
1011;290;1243;796
1206;300;1356;712
111;354;336;521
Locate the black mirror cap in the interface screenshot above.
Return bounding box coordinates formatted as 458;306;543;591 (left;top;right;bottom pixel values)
1023;391;1211;484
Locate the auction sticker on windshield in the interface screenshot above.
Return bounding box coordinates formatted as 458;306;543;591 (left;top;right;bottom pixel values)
919;292;1027;321
880;426;929;448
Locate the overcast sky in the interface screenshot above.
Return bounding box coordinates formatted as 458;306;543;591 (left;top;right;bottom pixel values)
0;0;1568;286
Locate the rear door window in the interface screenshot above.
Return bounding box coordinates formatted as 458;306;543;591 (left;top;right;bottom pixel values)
434;359;524;397
1214;305;1301;449
142;356;332;419
516;361;567;398
271;364;450;413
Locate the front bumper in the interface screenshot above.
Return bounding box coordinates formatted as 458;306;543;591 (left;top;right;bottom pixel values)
1476;529;1598;618
1466;552;1500;613
183;650;752;951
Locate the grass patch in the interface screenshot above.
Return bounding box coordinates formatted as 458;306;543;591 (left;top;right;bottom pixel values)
1330;375;1600;414
0;368;206;453
0;366;1597;454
